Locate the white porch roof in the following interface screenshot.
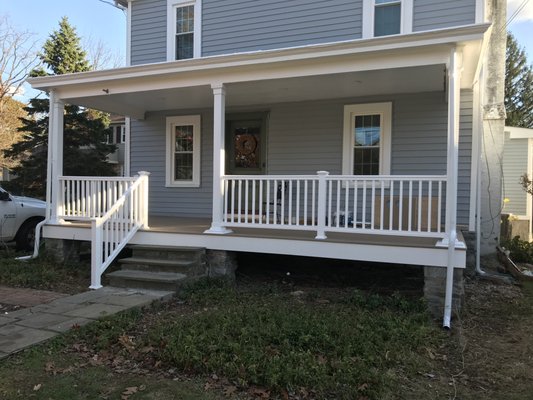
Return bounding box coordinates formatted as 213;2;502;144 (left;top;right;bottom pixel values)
28;24;489;119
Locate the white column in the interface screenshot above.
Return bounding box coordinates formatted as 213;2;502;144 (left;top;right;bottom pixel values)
49;90;65;223
444;48;462;244
315;171;329;240
205;83;232;234
124;117;131;176
442;47;462;328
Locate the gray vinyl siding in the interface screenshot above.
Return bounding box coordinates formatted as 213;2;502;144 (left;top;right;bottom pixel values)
503;134;528;216
202;0;363;56
130;0;167;65
131;110;214;217
130;91;473;225
413;0;476;32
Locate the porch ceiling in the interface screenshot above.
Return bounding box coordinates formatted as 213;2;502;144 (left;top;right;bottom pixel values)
28;23;487;119
64;64;446;117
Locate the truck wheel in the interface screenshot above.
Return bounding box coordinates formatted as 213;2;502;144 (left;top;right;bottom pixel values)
15;219;40;251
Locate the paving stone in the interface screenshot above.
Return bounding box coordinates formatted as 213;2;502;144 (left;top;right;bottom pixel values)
0;327;56;354
3;308;35;319
15;313;74;330
51;288;121;305
45;317;92;333
97;293;163;307
29;302;87;316
64;303;128;319
0;324;27;336
0;286;171;357
0;315;17;327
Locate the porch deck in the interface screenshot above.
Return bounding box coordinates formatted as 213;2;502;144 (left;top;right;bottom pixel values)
43;216;466;269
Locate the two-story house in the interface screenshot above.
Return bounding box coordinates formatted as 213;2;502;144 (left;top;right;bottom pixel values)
28;0;506;327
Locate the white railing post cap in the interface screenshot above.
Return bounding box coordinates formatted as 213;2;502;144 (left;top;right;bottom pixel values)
317;171;329;176
137;171;151;176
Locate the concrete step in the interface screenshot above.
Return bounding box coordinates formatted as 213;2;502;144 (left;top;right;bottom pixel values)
130;245;205;262
119;257;197;274
107;269;189;292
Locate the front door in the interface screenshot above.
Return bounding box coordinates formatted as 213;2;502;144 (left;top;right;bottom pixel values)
226;113;267;175
225;114;267;218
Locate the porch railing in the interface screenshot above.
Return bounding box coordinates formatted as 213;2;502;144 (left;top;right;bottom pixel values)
57;173;149;289
222;172;447;239
58;176;138;220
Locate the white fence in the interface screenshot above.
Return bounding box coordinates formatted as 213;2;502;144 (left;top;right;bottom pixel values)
222;172;447;239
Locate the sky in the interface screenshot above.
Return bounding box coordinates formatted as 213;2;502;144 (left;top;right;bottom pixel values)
1;0;532;102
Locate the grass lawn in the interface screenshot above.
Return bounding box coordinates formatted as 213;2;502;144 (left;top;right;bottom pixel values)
1;264;532;399
0;250;90;294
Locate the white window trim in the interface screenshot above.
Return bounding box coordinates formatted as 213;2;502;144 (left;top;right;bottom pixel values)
166;115;201;187
342;102;392;176
362;0;413;39
166;0;202;62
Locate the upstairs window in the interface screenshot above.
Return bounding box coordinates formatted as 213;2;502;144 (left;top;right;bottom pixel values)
167;0;201;61
374;0;401;36
362;0;412;38
175;5;194;60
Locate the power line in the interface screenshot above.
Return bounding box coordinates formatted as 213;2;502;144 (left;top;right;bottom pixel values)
501;0;531;34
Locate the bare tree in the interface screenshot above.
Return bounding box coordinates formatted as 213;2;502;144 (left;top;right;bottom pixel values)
84;35;124;70
0;16;39;111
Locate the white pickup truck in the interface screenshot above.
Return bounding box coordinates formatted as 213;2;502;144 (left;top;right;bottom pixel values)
0;187;46;250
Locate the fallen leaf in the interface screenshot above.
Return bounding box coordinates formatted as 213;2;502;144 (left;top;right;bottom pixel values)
223;385;238;396
44;362;55;373
122;386;138;396
118;334;135;351
33;384;42;391
250;387;270;398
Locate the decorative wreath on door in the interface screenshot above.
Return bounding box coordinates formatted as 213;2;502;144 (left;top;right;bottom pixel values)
235;134;258;155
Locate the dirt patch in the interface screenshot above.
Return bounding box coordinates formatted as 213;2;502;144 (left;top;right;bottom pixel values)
444;279;533;399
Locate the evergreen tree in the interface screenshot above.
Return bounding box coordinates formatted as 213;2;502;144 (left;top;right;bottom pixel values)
505;33;533;129
4;17;115;197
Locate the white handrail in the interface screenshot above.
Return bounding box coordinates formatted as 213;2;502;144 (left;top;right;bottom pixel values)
221;172;447;239
86;172;149;289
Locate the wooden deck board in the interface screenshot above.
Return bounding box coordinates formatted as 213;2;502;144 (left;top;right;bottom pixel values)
145;216;460;250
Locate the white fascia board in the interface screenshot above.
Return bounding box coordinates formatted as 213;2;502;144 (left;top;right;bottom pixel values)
42;224;466;268
506;126;533;139
53;48;450;101
29;23;489;93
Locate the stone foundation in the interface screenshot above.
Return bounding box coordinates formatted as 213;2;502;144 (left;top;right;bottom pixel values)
43;238;83;264
423;266;464;319
461;230;477;278
206;250;238;280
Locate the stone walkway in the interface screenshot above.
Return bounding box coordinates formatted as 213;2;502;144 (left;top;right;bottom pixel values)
0;286;173;359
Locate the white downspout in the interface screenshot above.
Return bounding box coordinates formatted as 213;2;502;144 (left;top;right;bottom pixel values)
475;68;486;275
443;47;462;329
17;90;60;260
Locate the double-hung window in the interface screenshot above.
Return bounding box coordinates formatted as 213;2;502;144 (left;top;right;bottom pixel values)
166;115;201;187
362;0;412;38
342;103;392;176
374;0;401;36
175;5;194;59
167;0;201;61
